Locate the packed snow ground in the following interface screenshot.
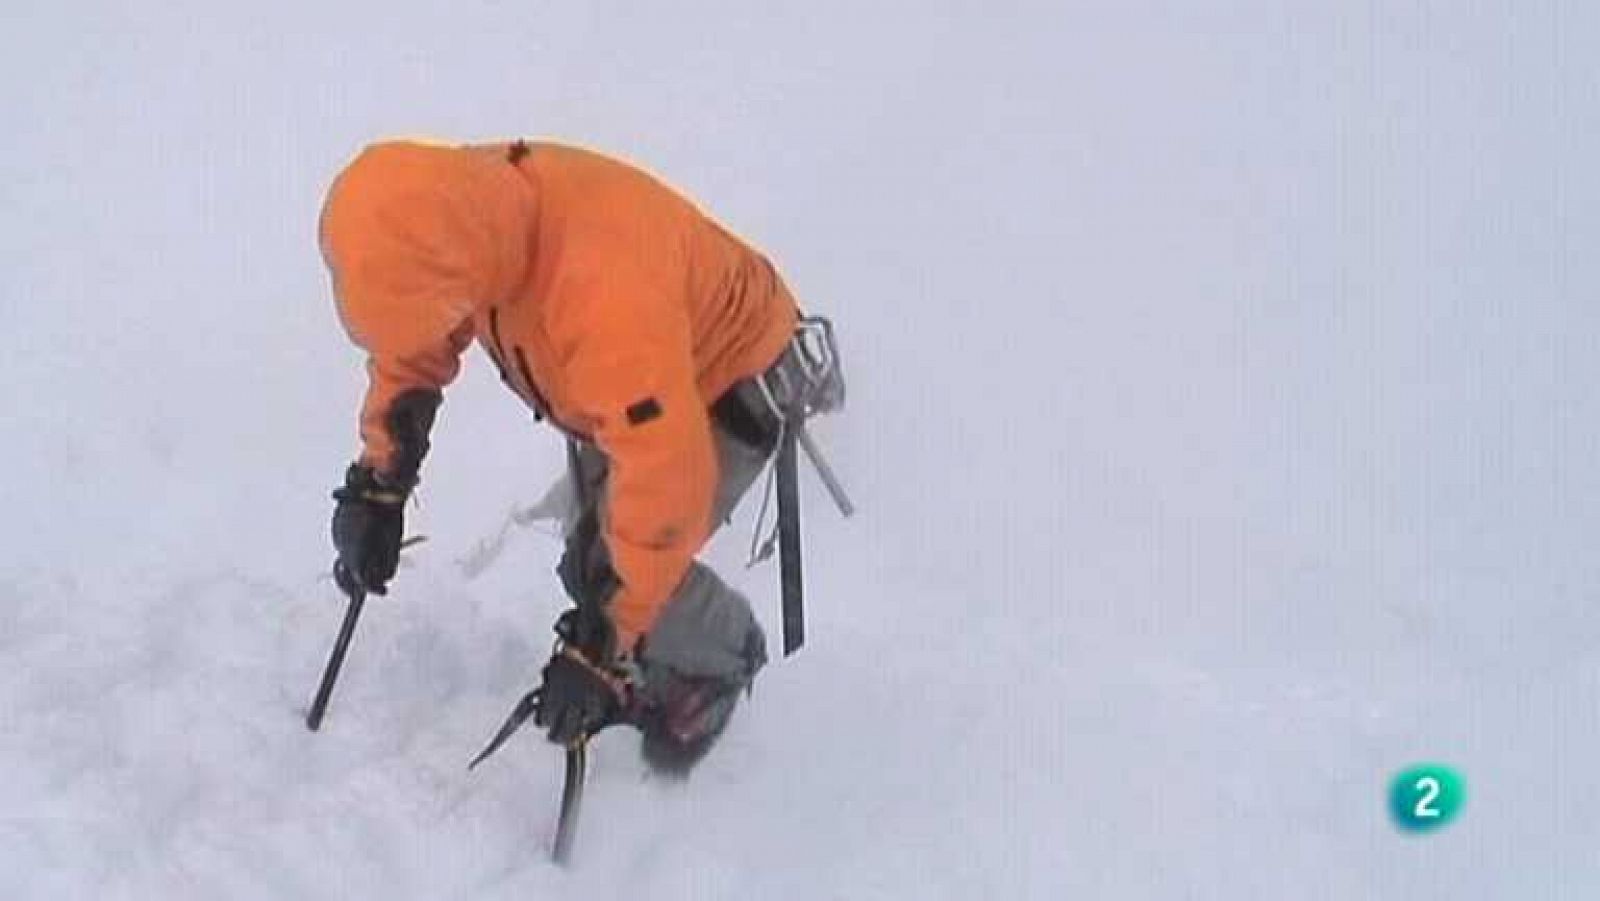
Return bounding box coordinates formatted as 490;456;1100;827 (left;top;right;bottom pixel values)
4;3;1600;898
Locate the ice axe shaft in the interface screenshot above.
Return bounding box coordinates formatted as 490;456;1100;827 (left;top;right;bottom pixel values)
552;736;589;865
306;585;365;731
549;438;594;865
306;536;426;731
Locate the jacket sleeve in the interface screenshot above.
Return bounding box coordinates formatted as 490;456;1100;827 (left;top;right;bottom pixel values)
555;289;717;651
354;321;472;479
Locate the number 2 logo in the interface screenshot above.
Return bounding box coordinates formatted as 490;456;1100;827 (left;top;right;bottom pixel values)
1412;777;1441;818
1391;765;1464;833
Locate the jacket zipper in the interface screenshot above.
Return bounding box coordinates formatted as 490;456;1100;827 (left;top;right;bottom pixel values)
485;306;546;422
485;305;588;440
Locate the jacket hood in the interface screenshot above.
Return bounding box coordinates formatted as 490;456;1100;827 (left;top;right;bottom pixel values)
319;141;531;357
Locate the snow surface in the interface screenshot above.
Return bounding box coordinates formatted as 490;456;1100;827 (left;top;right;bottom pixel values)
4;2;1600;898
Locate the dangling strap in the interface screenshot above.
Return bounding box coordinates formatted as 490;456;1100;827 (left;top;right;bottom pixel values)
746;447;782;568
775;418;804;656
741;315;853;655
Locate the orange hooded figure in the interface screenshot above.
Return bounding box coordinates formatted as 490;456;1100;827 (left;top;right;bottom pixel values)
321;140;797;642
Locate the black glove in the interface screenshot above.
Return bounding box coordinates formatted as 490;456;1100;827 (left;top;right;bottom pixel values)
331;463;407;596
329;388;442;597
533;608;634;744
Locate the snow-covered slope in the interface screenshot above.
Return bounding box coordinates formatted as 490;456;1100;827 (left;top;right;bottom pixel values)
4;3;1599;898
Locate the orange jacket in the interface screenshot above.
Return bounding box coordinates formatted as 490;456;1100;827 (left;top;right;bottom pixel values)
319;140;799;647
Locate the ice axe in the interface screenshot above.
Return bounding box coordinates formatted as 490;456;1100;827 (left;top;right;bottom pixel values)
553;735;588;865
550;439;594;865
305;583;363;732
305;535;427;731
467;439;599;865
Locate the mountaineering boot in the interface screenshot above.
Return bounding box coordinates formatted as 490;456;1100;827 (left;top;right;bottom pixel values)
638;673;746;776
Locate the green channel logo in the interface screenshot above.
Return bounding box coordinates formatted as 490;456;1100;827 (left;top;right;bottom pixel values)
1389;764;1465;833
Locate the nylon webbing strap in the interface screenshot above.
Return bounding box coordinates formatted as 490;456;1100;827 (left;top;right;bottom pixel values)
776;422;804;656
